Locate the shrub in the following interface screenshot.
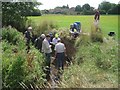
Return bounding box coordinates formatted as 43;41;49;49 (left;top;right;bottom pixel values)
2;27;45;89
2;41;45;89
2;27;25;45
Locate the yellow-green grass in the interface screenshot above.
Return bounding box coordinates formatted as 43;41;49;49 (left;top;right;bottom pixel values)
28;15;118;38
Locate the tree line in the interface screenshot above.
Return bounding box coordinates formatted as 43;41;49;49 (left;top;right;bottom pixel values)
42;1;120;15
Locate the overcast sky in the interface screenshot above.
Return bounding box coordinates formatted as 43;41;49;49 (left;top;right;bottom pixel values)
37;0;119;10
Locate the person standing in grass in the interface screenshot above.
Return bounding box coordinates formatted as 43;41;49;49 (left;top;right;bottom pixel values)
24;26;33;53
54;38;66;70
42;34;52;67
94;9;100;27
34;34;46;52
42;34;52;81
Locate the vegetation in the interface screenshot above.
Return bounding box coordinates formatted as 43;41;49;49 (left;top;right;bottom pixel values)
2;2;42;32
1;1;118;88
58;26;118;88
26;19;58;36
2;28;45;89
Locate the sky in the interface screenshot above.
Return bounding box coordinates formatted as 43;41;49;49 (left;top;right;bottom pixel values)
37;0;120;10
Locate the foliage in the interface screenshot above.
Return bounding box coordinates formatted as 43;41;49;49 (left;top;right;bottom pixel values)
82;3;91;10
59;33;118;88
2;27;45;89
2;2;41;32
98;1;119;15
2;27;25;45
26;19;58;36
75;5;82;13
90;25;103;43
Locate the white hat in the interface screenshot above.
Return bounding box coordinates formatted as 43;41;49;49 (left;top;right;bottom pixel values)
41;34;46;38
57;38;61;41
28;27;32;30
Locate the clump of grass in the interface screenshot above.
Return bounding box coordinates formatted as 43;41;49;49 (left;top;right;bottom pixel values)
90;25;103;43
75;33;91;47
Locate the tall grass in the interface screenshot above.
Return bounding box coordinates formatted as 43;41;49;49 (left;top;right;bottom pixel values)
59;28;118;88
26;19;58;36
90;24;103;43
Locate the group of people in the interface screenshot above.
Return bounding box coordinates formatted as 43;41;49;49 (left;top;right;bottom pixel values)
24;9;100;81
24;27;66;80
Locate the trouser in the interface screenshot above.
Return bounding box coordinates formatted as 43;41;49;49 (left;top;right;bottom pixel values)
45;53;51;67
26;39;30;53
56;52;65;70
44;53;51;81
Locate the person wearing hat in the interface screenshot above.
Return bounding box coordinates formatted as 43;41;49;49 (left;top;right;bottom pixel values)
24;26;33;53
50;33;61;56
34;34;46;52
54;38;66;70
42;34;52;81
52;33;61;45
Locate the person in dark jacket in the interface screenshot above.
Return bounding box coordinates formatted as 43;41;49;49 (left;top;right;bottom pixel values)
24;26;32;53
34;34;46;52
94;9;100;29
94;9;100;22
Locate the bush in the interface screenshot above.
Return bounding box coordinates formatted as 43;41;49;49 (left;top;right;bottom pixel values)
2;27;25;45
2;40;45;89
2;27;45;89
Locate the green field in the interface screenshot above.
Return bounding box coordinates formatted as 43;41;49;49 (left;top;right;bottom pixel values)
28;15;118;38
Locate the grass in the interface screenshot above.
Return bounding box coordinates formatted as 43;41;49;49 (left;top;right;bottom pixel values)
28;15;118;38
59;33;118;88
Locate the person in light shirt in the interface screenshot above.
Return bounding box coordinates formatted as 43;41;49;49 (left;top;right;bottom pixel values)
42;34;52;81
42;34;52;67
54;38;66;70
52;33;61;45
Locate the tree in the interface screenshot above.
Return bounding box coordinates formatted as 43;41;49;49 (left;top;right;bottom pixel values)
67;4;69;9
2;2;41;32
82;3;90;10
98;1;111;14
108;4;120;14
75;5;82;13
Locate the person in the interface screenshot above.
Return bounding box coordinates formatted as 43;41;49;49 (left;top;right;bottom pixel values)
51;33;61;56
24;26;33;53
52;33;60;45
42;34;52;81
94;9;100;27
34;34;45;52
54;38;66;70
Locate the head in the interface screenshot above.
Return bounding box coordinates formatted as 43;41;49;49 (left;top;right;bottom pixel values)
57;38;61;43
27;26;32;31
46;34;50;40
95;9;99;12
40;34;46;39
55;33;59;39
